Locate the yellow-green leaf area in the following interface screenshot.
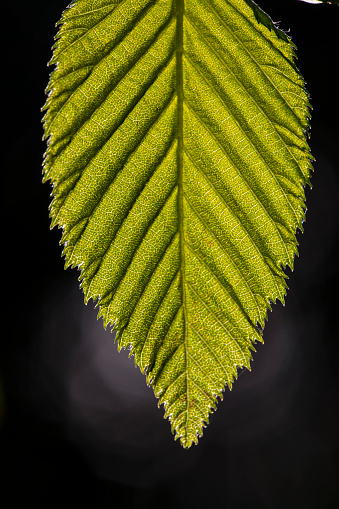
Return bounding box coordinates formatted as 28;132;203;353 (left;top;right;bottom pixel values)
43;0;313;448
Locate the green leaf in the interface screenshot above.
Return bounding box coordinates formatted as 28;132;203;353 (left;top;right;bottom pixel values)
43;0;313;448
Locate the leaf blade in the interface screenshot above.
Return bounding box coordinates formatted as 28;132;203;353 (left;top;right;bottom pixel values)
43;0;313;448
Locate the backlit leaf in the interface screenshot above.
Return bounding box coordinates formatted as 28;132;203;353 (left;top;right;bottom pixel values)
43;0;313;448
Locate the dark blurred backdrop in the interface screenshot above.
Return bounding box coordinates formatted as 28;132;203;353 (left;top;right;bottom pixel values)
2;0;339;507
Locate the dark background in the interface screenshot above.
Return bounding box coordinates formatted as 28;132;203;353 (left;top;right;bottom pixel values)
2;0;338;507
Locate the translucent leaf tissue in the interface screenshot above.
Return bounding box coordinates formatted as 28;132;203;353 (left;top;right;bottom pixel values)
43;0;313;448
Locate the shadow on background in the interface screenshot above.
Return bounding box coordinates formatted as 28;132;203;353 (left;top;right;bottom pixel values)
2;0;338;507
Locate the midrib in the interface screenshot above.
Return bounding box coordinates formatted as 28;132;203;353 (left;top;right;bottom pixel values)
176;0;185;313
176;0;190;442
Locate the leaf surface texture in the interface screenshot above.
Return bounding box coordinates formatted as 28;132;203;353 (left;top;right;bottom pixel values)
43;0;312;447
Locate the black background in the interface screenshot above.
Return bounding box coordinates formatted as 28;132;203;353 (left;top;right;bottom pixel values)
2;1;339;507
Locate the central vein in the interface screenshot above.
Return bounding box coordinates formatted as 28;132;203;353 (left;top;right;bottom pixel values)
176;0;189;435
176;0;185;323
176;0;185;311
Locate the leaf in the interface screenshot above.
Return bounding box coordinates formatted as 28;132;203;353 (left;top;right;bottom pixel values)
299;0;338;4
43;0;313;448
